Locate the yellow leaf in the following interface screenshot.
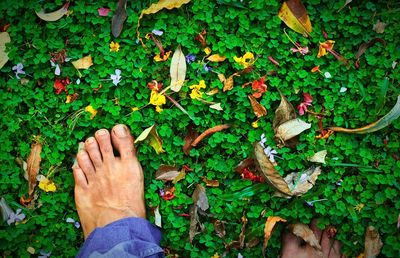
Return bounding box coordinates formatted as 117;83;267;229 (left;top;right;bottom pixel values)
330;95;400;134
278;0;312;37
137;0;191;45
0;32;11;69
35;3;69;22
172;169;186;184
72;55;93;70
207;54;226;62
170;45;187;92
263;216;287;252
135;124;165;154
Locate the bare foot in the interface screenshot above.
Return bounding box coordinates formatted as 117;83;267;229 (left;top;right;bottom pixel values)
281;220;343;258
72;124;146;239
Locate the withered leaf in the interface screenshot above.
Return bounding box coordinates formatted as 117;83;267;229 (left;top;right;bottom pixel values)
192;184;209;211
330;95;400;134
248;95;267;118
275;118;311;146
223;73;240;92
254;143;292;196
207;54;226;62
111;0;127;38
170;45;187;92
135;124;164;154
209;103;223;111
277;166;321;197
183;123;198;155
373;20;386;34
155;165;180;181
214;220;226;238
263;216;287;253
201;177;220;187
27;137;42;197
234;158;254;174
189;205;199;243
191;124;230;147
273;90;296;130
289;223;322;253
0;32;10;69
278;0;312;37
364;226;383;258
72;55;93;70
36;3;69;22
307;150;327;164
355;38;386;61
154;206;162;227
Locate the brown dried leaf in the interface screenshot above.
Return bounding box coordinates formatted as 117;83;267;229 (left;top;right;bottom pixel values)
214;220;226;238
223;73;240;92
263;216;287;253
307;150;327;164
201;177;220;187
191;124;230;147
373;20;386;34
277;166;321;197
273;90;296;130
206;88;219;96
192;184;209;211
364;226;383;258
278;0;312;37
35;3;69;22
289;223;322;253
183;123;198;155
27;137;42;197
254;143;292;196
0;32;10;69
234;158;255;174
275;118;311;145
189;205;199;243
248;95;267;118
355;38;386;60
112;0;127;38
155;165;180;181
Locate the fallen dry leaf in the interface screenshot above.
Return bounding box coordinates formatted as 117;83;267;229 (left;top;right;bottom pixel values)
111;0;127;38
137;0;191;45
254;143;292;196
183;123;198;155
275;118;311;146
209;103;223;111
214;220;226;238
0;32;10;69
154;206;162;227
355;38;386;63
172;169;186;184
289;223;322;253
27;136;42;197
337;0;352;12
263;216;287;253
248;95;267;118
135;124;164;154
278;0;312;37
307;150;327;164
201;177;220;187
207;54;226;62
273;90;297;130
330;95;400;134
223;73;240;92
278;166;321;196
36;3;69;22
373;20;386;34
189;205;199;243
72;55;93;70
191;124;230;147
226;216;248;250
206;88;219;96
155;165;180;181
170;45;187;92
364;226;383;258
192;184;209;211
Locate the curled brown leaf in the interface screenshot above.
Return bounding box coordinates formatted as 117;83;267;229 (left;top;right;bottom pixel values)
191;124;230;147
27;137;42;197
248;95;267;118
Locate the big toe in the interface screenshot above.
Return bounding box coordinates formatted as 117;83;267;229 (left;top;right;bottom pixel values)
111;124;135;160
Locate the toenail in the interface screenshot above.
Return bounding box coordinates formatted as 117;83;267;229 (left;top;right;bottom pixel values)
97;129;108;136
114;124;128;137
86;137;95;144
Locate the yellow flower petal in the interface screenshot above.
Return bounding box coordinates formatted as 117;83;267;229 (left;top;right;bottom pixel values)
190;88;203;99
204;47;212;56
109;41;120;52
149;90;166;106
154;51;172;62
39;178;57;192
234;52;254;68
131;107;139;112
85;105;98;119
66;95;72;103
251;121;259;128
155;105;163;113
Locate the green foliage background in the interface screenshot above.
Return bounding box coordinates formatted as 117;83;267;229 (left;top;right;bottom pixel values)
1;0;400;257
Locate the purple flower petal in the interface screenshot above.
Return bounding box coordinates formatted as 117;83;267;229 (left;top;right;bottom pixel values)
152;29;163;36
98;7;110;16
185;54;196;64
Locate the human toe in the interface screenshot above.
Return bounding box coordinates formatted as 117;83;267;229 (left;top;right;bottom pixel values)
77;150;96;181
84;137;103;169
72;165;88;188
111;124;135;160
95;129;115;161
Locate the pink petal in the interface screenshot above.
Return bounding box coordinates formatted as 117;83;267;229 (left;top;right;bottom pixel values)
98;7;110;16
297;104;306;116
303;93;313;104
